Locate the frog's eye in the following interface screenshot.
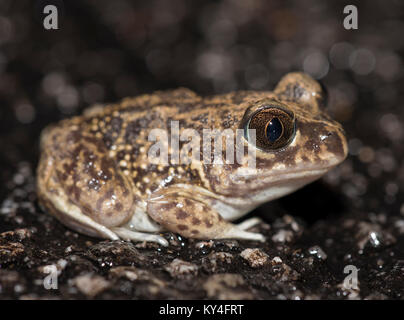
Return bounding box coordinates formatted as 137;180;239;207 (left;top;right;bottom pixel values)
245;106;295;150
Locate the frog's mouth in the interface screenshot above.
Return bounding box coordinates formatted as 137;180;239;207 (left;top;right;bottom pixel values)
192;164;333;205
229;164;335;186
184;166;332;221
216;166;332;210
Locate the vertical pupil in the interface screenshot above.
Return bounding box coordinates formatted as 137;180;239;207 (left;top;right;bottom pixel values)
266;117;282;142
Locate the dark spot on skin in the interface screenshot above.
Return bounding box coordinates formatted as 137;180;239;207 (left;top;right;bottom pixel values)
191;230;199;235
188;169;202;184
124;118;149;144
83;136;105;153
81;204;92;216
192;217;201;225
149;182;159;192
96;188;114;212
301;155;309;162
304;138;319;153
222;116;235;129
110;117;123;132
100;157;113;181
102;117;123;148
178;224;188;231
282;83;305;101
66;185;81;202
131;145;141;159
299;120;338;160
176;209;189;220
162;202;177;211
71;144;86;162
115;174;128;195
204;219;213;228
132;169;148;190
191;112;209;124
103;136;114;149
66;130;82;144
63;141;85;173
324;130;346;159
115;202;123;211
63;163;73;174
219;108;236;128
117;150;126;161
56;169;68;182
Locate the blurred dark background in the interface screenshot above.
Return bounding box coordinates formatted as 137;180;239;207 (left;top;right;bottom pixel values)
0;0;404;300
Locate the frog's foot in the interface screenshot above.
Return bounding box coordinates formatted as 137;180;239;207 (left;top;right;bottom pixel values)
111;227;169;246
147;189;266;243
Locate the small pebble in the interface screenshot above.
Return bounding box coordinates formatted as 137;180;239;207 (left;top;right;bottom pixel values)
72;274;110;298
272;230;294;243
308;246;328;260
164;258;198;278
240;248;269;268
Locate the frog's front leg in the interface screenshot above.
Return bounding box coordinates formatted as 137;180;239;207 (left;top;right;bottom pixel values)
147;188;265;242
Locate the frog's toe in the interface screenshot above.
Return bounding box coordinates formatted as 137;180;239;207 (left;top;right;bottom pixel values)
236;217;263;231
233;230;266;242
212;225;266;243
111;227;169;246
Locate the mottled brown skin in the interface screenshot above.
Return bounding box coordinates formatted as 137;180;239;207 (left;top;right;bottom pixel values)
36;72;348;245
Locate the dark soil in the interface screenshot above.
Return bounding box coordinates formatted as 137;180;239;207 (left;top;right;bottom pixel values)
0;0;403;299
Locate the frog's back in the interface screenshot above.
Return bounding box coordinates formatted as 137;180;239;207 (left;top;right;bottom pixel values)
39;87;281;198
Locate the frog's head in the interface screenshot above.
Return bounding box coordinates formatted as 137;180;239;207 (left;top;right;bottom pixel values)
207;72;348;202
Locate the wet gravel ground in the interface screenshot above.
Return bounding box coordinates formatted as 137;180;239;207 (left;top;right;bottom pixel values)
1;0;404;299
